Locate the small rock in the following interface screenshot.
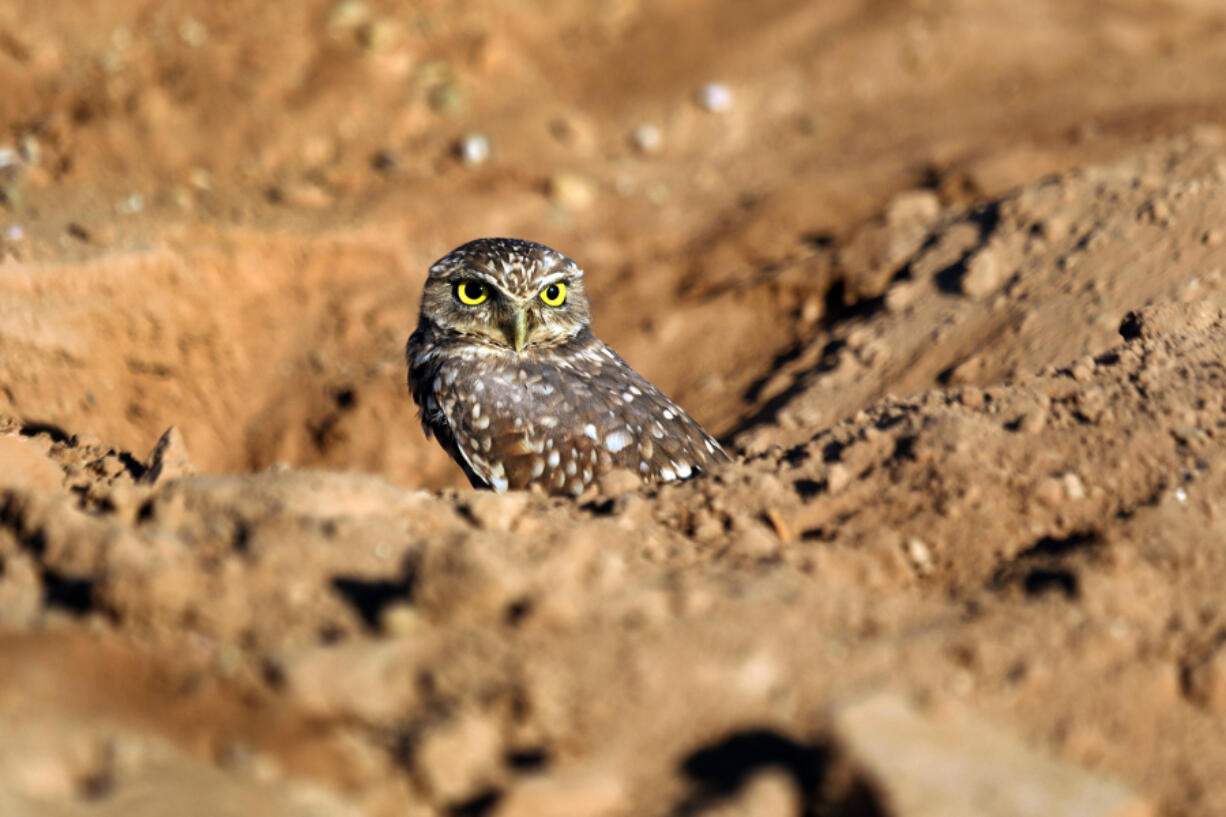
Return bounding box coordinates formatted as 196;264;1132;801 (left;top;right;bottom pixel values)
629;123;663;155
493;768;626;817
1062;472;1086;500
327;0;370;33
905;537;934;575
1016;408;1047;434
456;133;491;166
141;426;196;486
691;769;799;817
826;463;851;495
696;82;733;113
547;171;596;211
886;190;941;229
1069;356;1095;382
884;280;920;313
832;693;1151;817
414;711;503;804
961;247;1005;298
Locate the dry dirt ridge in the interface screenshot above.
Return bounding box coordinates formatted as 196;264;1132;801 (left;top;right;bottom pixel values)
6;136;1226;816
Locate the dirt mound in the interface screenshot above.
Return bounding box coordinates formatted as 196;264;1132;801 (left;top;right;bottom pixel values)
6;1;1226;815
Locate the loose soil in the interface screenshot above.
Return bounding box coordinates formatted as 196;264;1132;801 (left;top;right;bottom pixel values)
3;1;1226;815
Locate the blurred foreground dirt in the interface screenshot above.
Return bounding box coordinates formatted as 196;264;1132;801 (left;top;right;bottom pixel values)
3;1;1226;815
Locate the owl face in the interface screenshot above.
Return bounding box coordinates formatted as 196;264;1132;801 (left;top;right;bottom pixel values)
419;238;593;353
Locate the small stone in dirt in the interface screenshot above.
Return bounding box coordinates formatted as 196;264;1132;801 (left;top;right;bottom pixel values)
141;426;195;486
696;82;733;113
456;133;491;167
327;0;370;33
961;247;1005;298
691;769;799;817
885;280;920;313
629;123;663;155
415;711;503;804
826;463;851;495
886;190;941;229
493;768;626;817
832;693;1151;817
1069;356;1095;382
1015;408;1047;434
547;172;596;211
1062;472;1086;500
905;537;934;575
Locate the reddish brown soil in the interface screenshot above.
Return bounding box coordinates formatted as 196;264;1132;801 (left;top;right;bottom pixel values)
4;1;1226;815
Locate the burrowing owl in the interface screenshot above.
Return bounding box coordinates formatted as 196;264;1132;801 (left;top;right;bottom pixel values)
407;238;729;495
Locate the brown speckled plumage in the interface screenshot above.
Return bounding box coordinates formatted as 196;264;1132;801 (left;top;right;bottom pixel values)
407;238;728;495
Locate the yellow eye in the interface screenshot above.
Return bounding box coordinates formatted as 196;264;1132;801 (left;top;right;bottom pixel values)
455;281;489;305
539;281;567;307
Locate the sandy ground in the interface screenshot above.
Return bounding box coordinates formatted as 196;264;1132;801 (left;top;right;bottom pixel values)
3;1;1226;815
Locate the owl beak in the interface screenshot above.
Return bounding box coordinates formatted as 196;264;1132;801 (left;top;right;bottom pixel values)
510;307;529;352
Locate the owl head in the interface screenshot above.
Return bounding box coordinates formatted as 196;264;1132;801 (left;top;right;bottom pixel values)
418;238;593;352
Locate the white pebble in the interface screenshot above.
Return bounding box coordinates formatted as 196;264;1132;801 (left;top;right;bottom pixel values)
630;123;662;154
457;133;491;166
696;82;733;113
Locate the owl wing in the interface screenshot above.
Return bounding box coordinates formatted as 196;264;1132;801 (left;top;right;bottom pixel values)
468;342;728;495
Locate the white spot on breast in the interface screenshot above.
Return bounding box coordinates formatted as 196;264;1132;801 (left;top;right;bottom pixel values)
662;408;675;420
539;416;558;428
706;439;717;453
566;460;577;476
651;424;665;439
472;404;481;418
673;462;692;479
582;467;592;483
548;450;560;468
605;429;633;453
659;466;677;481
622;392;635;402
531;458;545;478
629;385;642;396
474;381;485;392
584;424;598;440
